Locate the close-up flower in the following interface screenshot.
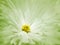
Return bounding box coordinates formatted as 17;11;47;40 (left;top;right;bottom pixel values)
0;0;60;45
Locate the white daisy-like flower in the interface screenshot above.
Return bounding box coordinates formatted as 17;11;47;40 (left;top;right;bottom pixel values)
0;0;60;45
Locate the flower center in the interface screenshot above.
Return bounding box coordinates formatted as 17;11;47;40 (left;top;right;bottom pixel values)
21;24;30;33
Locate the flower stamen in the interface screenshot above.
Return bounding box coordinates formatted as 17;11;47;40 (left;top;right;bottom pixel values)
21;24;30;33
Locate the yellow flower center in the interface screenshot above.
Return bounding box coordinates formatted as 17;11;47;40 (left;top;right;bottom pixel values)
21;24;30;33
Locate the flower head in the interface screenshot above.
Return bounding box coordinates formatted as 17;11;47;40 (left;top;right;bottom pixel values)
0;0;60;45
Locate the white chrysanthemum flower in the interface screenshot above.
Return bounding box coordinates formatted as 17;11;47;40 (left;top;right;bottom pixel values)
0;0;60;45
